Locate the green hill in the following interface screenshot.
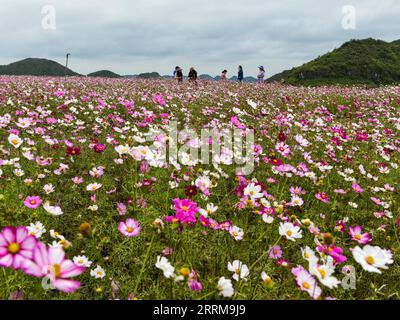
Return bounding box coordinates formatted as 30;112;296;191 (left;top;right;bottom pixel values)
137;72;161;79
267;38;400;85
0;58;79;76
87;70;121;78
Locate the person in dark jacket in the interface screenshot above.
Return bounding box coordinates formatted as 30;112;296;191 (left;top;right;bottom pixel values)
238;65;244;82
188;67;198;81
174;66;183;82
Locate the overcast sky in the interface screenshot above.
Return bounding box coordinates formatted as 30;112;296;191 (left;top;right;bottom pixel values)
0;0;398;76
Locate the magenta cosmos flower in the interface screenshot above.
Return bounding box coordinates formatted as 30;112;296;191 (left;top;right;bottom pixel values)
118;218;141;237
0;226;37;270
173;198;199;224
22;242;85;293
24;196;42;209
349;226;372;245
315;192;329;203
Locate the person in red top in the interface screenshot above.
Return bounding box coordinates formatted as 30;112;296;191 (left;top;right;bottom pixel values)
221;70;228;81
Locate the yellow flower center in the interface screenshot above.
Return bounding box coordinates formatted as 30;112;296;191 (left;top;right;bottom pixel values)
235;268;241;274
318;268;326;279
365;256;375;265
126;227;134;233
355;234;361;240
182;206;188;212
50;264;62;278
12;139;19;145
302;282;310;289
286;230;293;236
8;242;20;254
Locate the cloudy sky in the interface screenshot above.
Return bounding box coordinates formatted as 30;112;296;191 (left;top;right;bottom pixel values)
0;0;398;76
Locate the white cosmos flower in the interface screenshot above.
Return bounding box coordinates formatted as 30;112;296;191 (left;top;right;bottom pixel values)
43;202;64;216
115;144;130;155
8;134;23;148
26;221;46;238
155;256;175;279
86;183;102;192
243;183;263;199
352;245;393;274
73;255;92;267
218;277;234;298
227;260;249;281
199;203;218;217
309;256;340;289
279;222;303;241
90;265;106;279
43;183;55;194
262;214;274;224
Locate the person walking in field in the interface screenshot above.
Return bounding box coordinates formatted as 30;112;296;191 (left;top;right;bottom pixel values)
188;67;198;82
221;70;228;81
174;66;183;83
257;66;265;84
238;65;244;83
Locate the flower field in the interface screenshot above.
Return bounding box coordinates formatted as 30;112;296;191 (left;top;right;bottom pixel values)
0;76;399;300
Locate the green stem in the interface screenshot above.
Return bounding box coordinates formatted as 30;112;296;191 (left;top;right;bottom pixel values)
133;234;155;293
198;290;218;300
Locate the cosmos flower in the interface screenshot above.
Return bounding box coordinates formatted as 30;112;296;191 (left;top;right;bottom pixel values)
173;198;199;224
90;265;106;279
352;245;393;274
243;183;264;199
217;277;234;298
22;242;85;293
279;222;303;241
227;260;249;281
229;226;244;241
24;196;42;209
315;192;329;203
155;256;175;279
86;183;102;192
349;226;372;245
8;134;23;148
0;227;37;270
118;218;141;237
292;266;321;299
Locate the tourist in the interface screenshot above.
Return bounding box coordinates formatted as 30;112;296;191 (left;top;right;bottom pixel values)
257;66;265;84
238;66;244;82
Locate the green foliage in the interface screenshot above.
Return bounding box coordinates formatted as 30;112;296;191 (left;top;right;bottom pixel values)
87;70;121;78
0;58;79;76
267;38;400;86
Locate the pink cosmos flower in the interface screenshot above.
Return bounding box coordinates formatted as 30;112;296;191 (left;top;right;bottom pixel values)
93;143;106;153
318;245;347;264
269;246;282;259
173;198;199;224
315;192;329;203
0;226;37;270
349;226;372;244
118;218;141;237
188;279;203;291
275;142;291;157
117;202;127;216
351;183;364;193
291;265;321;299
22;242;85;293
24;196;42;209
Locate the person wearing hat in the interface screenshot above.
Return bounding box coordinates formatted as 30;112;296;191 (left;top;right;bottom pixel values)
188;67;198;82
174;66;183;83
257;66;265;84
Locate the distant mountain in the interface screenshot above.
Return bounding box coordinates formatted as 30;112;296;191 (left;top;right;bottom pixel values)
137;72;161;79
88;70;121;78
199;74;215;80
267;38;400;85
0;58;79;76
